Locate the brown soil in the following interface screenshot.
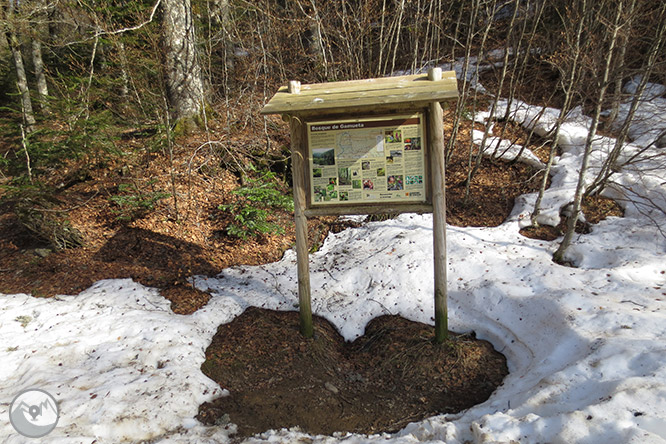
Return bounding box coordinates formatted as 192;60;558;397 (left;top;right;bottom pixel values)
196;307;508;438
0;105;548;301
443;107;550;227
520;195;625;241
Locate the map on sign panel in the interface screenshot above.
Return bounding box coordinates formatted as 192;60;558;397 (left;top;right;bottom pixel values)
336;131;384;160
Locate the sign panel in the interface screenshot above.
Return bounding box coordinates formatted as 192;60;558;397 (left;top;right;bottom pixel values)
307;114;426;206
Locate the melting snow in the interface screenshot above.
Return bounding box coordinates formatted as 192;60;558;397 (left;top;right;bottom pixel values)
1;75;665;443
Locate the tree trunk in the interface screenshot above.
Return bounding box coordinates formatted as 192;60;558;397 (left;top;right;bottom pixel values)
445;0;480;164
31;39;50;114
209;0;234;94
28;0;50;114
465;0;519;198
297;0;329;79
4;3;36;132
531;0;587;226
605;0;637;128
118;42;130;99
160;0;205;124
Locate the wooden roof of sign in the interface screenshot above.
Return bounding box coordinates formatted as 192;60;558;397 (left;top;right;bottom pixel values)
260;71;458;116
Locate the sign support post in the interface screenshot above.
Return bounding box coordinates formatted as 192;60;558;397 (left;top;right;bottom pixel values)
427;69;448;343
289;114;314;338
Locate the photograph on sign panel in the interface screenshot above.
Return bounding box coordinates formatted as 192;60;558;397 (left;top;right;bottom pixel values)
385;129;402;144
312;148;335;166
387;175;403;191
406;175;423;186
338;168;352;186
313;186;325;202
405;137;421;150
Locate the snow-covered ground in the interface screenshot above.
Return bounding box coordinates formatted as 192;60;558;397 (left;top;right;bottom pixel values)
1;80;666;443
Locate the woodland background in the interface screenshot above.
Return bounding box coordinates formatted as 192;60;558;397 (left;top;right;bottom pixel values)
0;0;665;298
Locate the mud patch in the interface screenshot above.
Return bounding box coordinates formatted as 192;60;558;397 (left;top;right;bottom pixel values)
197;307;508;438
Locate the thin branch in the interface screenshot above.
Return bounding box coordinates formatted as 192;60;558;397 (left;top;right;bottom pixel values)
19;124;33;184
94;0;162;37
61;0;162;46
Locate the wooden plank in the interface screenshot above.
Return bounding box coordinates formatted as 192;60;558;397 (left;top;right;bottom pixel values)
285;79;458;99
276;71;456;95
262;73;458;115
281;73;456;95
429;100;448;343
290;117;314;338
278;84;448;100
263;82;457;114
304;203;433;217
275;76;423;95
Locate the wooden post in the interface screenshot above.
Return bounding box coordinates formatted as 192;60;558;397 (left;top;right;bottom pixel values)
428;67;442;81
428;68;448;343
290;115;314;338
288;80;302;94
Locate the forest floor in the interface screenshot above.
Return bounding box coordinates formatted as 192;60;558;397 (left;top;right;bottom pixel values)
0;103;622;437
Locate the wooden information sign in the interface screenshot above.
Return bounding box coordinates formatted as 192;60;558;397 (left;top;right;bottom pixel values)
261;69;458;342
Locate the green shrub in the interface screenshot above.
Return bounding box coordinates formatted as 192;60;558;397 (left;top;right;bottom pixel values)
220;171;293;240
110;179;170;221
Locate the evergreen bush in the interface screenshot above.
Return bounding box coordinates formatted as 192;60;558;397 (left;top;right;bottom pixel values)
220;170;293;240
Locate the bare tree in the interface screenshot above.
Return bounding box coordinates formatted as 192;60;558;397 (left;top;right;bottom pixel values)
531;0;588;226
587;2;666;196
462;0;497;204
553;0;625;263
464;0;518;201
205;0;234;95
31;40;49;112
445;1;481;164
296;0;331;79
604;0;637;128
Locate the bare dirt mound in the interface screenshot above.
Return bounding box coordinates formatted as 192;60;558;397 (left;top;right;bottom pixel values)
519;195;625;241
196;307;508;438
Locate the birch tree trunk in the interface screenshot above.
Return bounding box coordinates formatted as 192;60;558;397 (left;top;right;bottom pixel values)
29;0;50;113
31;39;50;114
296;0;329;79
605;0;636;128
160;0;205;124
209;0;234;93
4;3;36;132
